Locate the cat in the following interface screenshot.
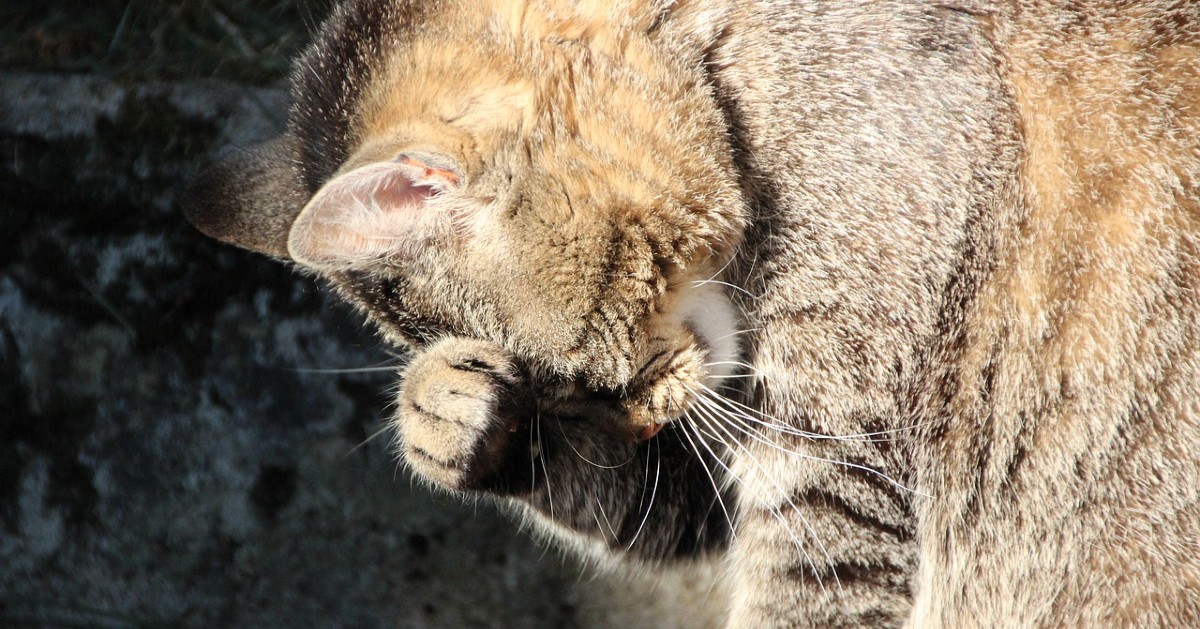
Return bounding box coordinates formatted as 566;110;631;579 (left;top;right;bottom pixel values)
184;0;1200;626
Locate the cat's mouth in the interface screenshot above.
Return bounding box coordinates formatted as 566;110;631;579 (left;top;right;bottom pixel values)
483;283;743;443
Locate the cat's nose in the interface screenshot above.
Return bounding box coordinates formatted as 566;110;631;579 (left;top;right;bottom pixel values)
638;422;665;441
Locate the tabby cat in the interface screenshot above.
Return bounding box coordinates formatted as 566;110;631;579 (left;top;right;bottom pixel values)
185;0;1200;626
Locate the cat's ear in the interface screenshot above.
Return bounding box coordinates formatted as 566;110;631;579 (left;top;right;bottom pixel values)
183;134;309;259
287;152;464;270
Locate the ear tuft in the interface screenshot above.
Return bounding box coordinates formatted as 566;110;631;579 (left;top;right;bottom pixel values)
287;152;465;270
182;134;309;259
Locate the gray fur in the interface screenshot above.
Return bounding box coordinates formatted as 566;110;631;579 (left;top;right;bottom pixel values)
185;1;1200;626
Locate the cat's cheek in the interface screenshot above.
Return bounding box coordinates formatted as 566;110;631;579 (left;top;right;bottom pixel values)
611;283;744;439
674;282;744;388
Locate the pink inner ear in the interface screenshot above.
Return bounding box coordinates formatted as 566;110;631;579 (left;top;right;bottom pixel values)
398;155;461;188
374;179;436;211
287;162;440;268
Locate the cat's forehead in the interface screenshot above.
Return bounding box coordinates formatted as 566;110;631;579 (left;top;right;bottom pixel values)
300;4;696;208
356;11;674;138
288;0;743;260
291;0;684;184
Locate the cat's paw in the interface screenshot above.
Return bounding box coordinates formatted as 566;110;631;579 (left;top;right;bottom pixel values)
395;337;527;491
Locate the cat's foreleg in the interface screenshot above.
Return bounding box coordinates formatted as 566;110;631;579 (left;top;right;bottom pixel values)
394;336;737;564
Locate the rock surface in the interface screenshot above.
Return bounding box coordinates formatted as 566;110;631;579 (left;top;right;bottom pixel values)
0;72;723;628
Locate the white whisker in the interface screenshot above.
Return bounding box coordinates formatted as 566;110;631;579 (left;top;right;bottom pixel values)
529;410;540;496
345;422;393;456
291;364;404;374
711;328;763;343
698;383;925;443
675;421;738;545
298;343;405;374
700;250;739;285
626;435;663;551
704;360;764;372
595;499;620;544
554;416;636;470
537;412;556;521
691;278;758;301
687;401;836;591
689;386;930;498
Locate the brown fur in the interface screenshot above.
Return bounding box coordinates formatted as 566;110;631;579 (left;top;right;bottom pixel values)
184;1;1200;626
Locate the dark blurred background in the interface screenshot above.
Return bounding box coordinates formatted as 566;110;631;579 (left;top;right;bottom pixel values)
0;2;722;627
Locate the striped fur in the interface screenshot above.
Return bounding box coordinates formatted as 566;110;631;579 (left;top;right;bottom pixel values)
185;1;1200;626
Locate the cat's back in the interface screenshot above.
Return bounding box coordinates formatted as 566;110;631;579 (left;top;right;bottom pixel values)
716;0;1199;221
954;6;1200;624
717;1;1199;625
714;0;1199;418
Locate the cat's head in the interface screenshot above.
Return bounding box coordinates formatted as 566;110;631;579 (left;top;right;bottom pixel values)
185;0;745;436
